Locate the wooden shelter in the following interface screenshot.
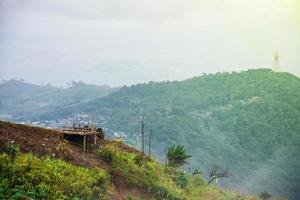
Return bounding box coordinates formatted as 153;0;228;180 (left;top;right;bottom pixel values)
58;124;104;153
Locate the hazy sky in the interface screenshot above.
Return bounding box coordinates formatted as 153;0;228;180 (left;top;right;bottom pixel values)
0;0;299;86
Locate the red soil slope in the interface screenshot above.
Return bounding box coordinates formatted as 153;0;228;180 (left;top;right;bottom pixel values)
0;121;107;167
0;120;151;200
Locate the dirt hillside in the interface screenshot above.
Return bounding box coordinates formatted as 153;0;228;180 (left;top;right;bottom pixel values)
0;120;151;200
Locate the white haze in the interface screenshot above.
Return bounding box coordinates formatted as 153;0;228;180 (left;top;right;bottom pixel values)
0;0;299;86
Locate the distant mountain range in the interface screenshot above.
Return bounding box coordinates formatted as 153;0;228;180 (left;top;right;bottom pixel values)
0;79;119;120
1;69;299;199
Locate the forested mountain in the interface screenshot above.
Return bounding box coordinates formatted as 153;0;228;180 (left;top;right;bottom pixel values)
0;79;119;120
2;69;299;199
42;69;299;199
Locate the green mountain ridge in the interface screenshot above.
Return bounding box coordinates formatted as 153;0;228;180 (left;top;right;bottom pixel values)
46;69;299;199
1;69;299;199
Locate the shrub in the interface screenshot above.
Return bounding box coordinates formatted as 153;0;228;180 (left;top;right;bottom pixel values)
0;152;109;200
111;154;156;188
154;185;183;200
97;146;116;166
258;191;271;200
127;195;135;200
174;171;189;189
133;154;144;166
192;176;206;186
4;141;19;160
96;145;184;199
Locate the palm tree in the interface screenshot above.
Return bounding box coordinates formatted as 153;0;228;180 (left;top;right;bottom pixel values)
166;145;192;168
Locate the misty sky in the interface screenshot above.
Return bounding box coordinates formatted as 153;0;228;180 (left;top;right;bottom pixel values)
0;0;299;87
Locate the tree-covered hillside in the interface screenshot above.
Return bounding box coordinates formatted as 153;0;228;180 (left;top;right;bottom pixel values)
0;80;119;120
5;69;299;199
59;69;299;199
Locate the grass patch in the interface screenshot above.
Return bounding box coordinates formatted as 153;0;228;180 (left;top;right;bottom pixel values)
0;152;109;200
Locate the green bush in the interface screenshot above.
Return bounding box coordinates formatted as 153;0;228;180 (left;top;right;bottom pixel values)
97;146;116;166
0;152;109;200
96;146;184;200
174;171;189;189
192;176;206;186
133;154;144;166
111;153;156;188
259;191;272;200
154;185;183;200
127;195;135;200
3;142;19;160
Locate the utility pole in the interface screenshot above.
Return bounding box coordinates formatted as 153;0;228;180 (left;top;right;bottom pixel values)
148;131;152;157
93;114;97;131
140;114;145;154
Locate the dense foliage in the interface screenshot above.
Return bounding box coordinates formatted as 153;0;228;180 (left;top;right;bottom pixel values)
70;69;299;199
96;143;253;200
0;152;109;199
3;69;299;199
97;145;183;199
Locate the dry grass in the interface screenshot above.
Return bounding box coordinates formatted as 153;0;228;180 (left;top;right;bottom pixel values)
0;120;107;168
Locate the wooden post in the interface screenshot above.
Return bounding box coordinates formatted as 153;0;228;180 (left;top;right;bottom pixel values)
83;135;86;153
94;134;97;145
